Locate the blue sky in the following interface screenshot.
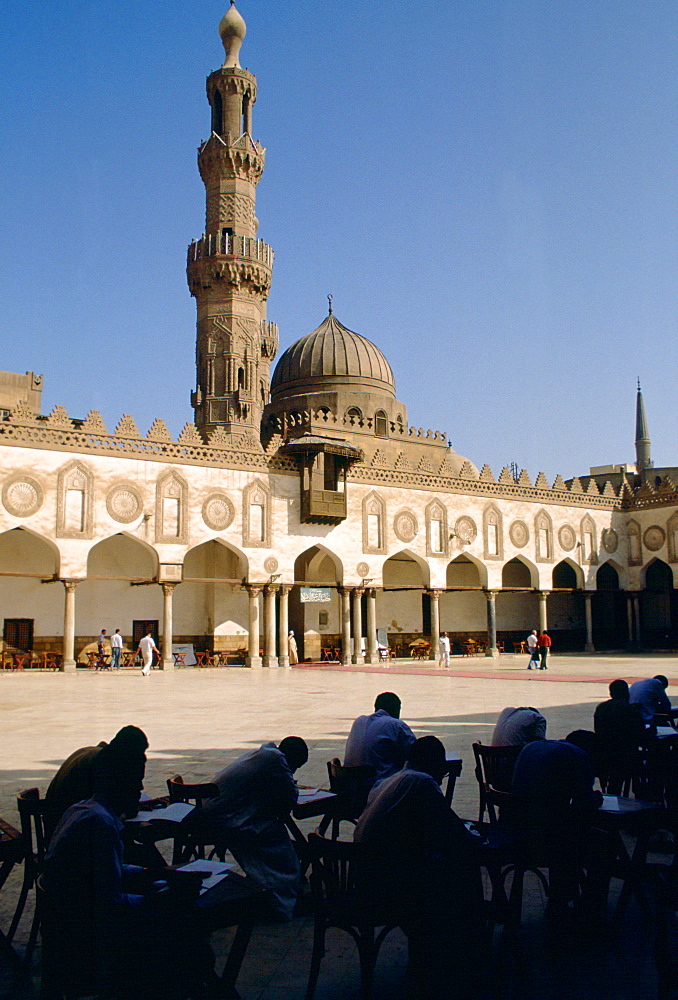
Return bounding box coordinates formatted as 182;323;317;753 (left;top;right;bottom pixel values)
1;1;676;481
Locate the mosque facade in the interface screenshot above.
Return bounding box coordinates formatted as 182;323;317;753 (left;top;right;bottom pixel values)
0;5;676;670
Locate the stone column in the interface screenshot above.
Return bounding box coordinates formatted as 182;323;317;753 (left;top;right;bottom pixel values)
484;590;499;657
627;594;635;646
278;584;291;668
339;587;351;666
429;590;441;661
352;588;365;665
537;591;549;633
584;592;595;653
246;585;262;669
61;580;80;671
633;592;641;650
366;588;378;664
161;583;177;670
263;585;279;668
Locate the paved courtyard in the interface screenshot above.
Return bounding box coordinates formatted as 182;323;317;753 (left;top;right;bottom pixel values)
0;652;676;999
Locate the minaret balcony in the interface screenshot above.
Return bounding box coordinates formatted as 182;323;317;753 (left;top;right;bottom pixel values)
188;232;273;269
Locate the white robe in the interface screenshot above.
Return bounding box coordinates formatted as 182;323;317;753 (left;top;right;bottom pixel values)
207;743;300;919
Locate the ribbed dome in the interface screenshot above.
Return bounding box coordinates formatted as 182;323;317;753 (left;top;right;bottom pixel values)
271;313;395;399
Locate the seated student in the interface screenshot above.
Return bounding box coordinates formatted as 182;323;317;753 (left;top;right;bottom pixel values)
512;735;606;920
203;737;308;920
629;674;673;725
595;679;647;765
354;735;483;999
491;706;547;747
43;741;214;998
344;692;416;785
44;725;148;842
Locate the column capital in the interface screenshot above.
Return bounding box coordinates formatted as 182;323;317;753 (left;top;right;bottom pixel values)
161;581;178;595
278;583;293;596
427;589;442;599
61;579;83;591
264;583;279;595
537;590;551;598
245;583;264;596
484;590;498;600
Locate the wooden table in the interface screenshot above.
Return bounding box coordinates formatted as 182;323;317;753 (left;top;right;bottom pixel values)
173;652;187;667
595;794;663;920
41;651;62;670
285;790;338;872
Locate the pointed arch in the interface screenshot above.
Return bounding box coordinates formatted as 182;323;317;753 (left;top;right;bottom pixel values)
596;560;621;591
86;532;159;580
362;491;386;554
501;556;536;588
0;526;60;577
425;499;448;557
668;512;678;564
183;538;248;582
56;460;94;538
242;478;270;548
155;470;189;544
580;515;598;565
641;557;675;590
294;544;343;586
446;553;487;588
552;558;583;589
534;508;554;563
626;518;642;566
483;503;503;560
383;549;430;589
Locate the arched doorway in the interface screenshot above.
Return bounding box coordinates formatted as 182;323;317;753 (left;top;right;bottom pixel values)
642;559;676;649
80;534;159;662
592;561;626;650
550;560;585;651
382;551;430;653
179;540;249;660
0;528;61;657
291;546;343;661
441;555;485;653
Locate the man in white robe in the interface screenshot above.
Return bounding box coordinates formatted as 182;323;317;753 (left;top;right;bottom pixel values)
344;692;416;785
205;737;308;920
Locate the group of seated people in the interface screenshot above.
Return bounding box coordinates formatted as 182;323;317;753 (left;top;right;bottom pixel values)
38;676;674;999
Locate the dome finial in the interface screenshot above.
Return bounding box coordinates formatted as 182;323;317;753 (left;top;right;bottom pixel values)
327;294;333;316
219;2;246;69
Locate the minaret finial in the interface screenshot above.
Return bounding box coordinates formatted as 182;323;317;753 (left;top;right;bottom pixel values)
328;294;333;315
635;378;652;472
219;3;246;68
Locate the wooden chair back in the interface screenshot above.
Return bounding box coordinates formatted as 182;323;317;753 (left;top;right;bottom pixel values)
7;787;50;956
325;759;375;838
166;774;220;864
472;742;522;823
167;774;219;809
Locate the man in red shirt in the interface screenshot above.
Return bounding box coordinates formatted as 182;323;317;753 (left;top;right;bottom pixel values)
538;630;552;670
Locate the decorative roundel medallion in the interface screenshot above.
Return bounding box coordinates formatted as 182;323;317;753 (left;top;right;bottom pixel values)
393;510;418;543
509;520;529;548
2;476;43;518
202;493;235;532
106;485;142;524
602;528;619;554
264;557;279;574
455;516;477;544
558;524;576;551
643;525;666;552
356;562;370;578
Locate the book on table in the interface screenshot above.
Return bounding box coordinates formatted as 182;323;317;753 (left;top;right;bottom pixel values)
127;802;195;824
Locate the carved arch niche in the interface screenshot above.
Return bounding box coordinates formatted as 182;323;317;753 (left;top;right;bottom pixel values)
483;503;503;560
580;514;598;565
56;461;94;539
425;499;447;557
534;509;554;563
362;491;386;554
242;479;271;548
626;518;642;566
668;512;678;565
155;471;189;544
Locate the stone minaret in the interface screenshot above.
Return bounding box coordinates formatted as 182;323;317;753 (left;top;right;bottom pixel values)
187;2;278;440
635;378;653;472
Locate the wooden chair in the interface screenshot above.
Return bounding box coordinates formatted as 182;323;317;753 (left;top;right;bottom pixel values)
0;816;24;963
7;788;49;962
305;831;398;1000
472;742;522;823
166;774;222;864
324;759;376;839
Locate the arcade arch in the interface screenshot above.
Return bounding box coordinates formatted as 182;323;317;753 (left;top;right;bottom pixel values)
0;528;62;659
177;540;251;660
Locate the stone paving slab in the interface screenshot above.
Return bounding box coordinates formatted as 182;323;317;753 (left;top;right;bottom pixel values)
0;656;673;999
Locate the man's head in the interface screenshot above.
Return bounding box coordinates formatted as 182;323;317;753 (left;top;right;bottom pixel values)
374;692;401;719
100;629;106;635
146;630;153;637
115;629;121;635
109;725;148;757
654;675;669;689
93;736;146;818
406;736;446;785
532;630;537;636
609;679;630;701
278;736;308;772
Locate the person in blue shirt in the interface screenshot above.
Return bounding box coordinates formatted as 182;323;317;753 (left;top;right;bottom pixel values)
629;674;672;725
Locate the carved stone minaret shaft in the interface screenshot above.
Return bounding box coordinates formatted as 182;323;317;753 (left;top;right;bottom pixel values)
187;3;278;438
635;379;652;473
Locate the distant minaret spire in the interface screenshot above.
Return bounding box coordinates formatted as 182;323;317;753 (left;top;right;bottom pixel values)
635;379;653;472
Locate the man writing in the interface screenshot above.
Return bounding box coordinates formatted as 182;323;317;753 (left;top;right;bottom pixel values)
344;691;416;786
